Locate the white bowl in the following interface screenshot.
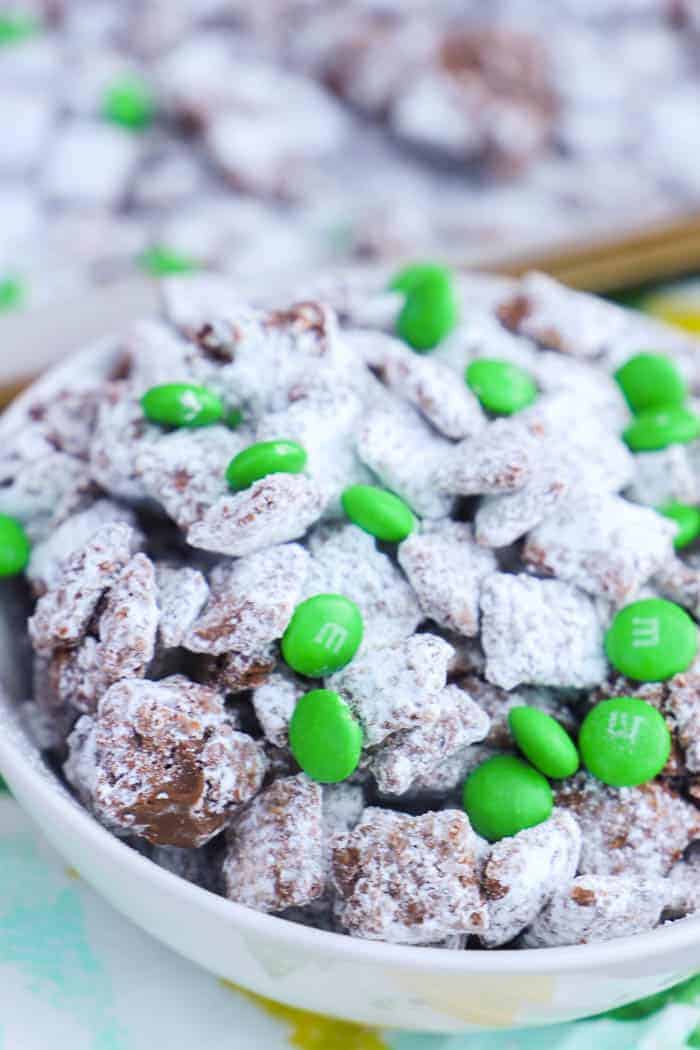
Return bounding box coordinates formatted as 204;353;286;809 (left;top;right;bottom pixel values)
2;342;700;1034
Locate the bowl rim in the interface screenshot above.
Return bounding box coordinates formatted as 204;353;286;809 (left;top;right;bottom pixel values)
3;331;700;977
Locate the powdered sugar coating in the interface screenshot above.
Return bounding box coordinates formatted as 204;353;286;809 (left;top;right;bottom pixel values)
480;573;607;690
524;492;676;605
356;404;454;519
626;446;699;507
497;272;631;358
328;633;453;747
185;544;309;656
654;553;700;619
252;670;304;748
49;638;109;716
398;521;497;636
370;684;490;796
29;522;140;655
137;424;251;529
224;774;325;913
155;564;209;650
0;425;89;537
435;418;539;496
665;854;700;919
23;385;103;460
216;647;278;695
89;385;161;502
374;339;485;440
480;810;582;947
187;473;326;557
521;874;664;948
28;499;141;593
96;553;159;683
304;523;422;650
556;773;700;879
460;676;578;751
474;449;573;548
65;675;267;847
332;808;488;945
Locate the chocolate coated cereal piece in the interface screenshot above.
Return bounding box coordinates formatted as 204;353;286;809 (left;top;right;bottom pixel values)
29;522;139;654
654;553;700;619
224;774;325;913
155;564;209;650
556;772;700;879
137;424;252;530
524;492;676;605
356;404;454;519
627;446;698;507
521;874;664;948
480;810;581;947
435;418;539;497
252;670;304;748
304;523;422;650
28;499;141;593
327;633;453;746
65;675;266;847
24;385;103;459
98;554;159;681
663;666;700;773
474;450;573;548
497;272;630;358
398;522;496;637
332;808;488;944
374;338;485;440
480;574;607;690
216;646;278;695
0;426;89;535
187;473;325;557
49;638;108;715
185;544;309;656
90;386;161;501
370;684;490;796
665;855;700;919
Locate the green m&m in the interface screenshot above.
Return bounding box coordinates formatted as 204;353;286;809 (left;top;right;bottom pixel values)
102;76;156;130
139;245;199;276
462;755;553;842
0;276;24;313
289;688;363;783
465;359;537;416
658;502;700;550
341;484;416;542
605;597;697;682
282;594;363;677
614;352;686;413
226;440;307;492
141;383;223;427
0;515;30;577
508;706;579;780
390;263;459;352
226;407;244;429
579;697;671;787
0;12;39;46
623;406;700;451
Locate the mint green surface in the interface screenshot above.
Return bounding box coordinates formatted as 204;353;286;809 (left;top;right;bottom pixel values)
0;276;24;312
614;352;687;412
508;706;579;779
623;405;700;451
282;593;363;677
391;264;459;352
465;359;537;415
102;76;156;130
289;688;363;783
462;755;553;842
0;515;30;576
138;246;199;276
141;383;223;427
659;502;700;549
341;484;416;542
605;597;698;682
579;697;671;787
226;440;307;491
0;13;39;46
